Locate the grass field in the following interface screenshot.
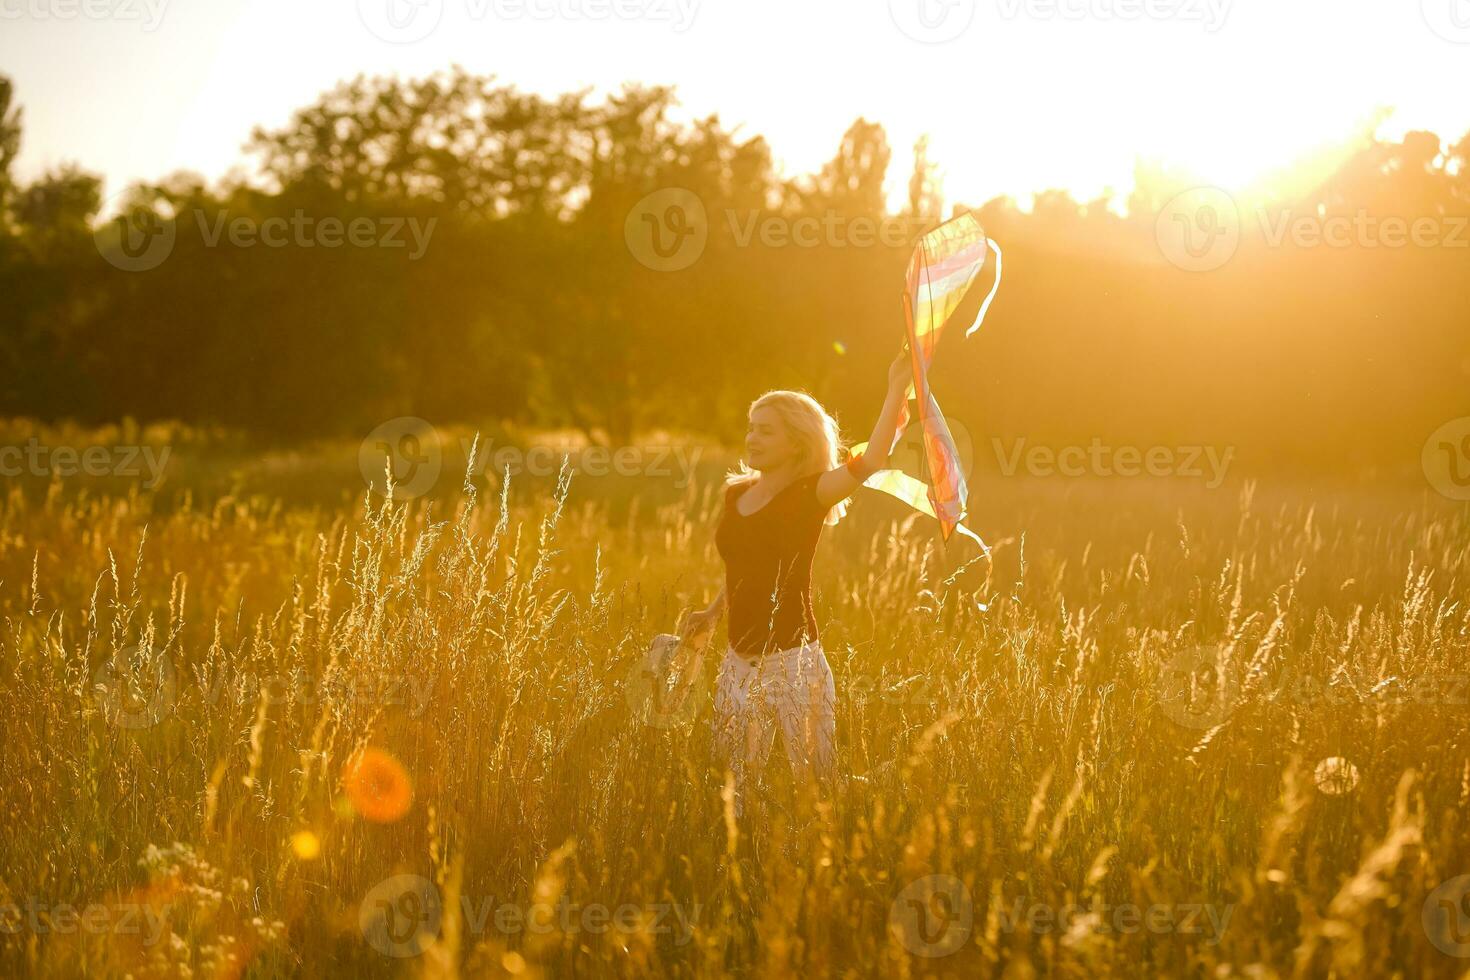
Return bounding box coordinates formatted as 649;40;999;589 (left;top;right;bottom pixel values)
1;420;1468;978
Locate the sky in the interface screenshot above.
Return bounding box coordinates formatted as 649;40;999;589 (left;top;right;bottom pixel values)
4;0;1470;214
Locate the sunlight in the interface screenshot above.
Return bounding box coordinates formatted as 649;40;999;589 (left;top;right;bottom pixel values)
9;0;1470;216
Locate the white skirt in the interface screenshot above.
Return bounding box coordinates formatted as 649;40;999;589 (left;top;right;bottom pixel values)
710;640;835;808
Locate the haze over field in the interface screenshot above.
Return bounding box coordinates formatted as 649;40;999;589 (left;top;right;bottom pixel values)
2;2;1470;977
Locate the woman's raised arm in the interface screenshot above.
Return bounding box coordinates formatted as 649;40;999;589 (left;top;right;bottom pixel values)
815;353;910;509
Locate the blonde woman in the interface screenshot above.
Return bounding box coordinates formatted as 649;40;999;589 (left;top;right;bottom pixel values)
682;355;911;810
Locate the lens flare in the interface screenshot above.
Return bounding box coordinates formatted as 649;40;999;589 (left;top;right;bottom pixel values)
342;748;414;823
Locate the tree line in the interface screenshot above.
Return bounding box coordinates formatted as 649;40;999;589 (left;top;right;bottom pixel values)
1;70;1467;480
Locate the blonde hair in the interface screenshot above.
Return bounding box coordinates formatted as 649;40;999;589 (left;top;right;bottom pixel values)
724;389;852;527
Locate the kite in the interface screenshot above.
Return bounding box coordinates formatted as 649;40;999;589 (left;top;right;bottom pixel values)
850;212;1002;553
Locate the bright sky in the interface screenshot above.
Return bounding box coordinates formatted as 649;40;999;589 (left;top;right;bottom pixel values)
4;0;1470;213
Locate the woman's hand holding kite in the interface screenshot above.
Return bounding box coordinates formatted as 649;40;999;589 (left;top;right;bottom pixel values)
815;354;909;510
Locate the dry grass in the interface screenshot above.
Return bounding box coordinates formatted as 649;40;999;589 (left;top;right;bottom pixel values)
1;422;1468;978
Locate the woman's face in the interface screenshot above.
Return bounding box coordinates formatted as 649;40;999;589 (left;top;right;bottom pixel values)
745;406;801;472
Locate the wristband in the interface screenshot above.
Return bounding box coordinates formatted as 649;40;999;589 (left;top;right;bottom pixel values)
845;451;878;480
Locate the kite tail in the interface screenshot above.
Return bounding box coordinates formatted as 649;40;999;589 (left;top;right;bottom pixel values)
964;238;1003;339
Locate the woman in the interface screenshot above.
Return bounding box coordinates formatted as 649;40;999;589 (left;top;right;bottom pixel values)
681;354;912;811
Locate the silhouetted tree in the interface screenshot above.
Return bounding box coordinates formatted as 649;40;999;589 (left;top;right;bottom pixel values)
15;164;100;259
0;76;20;227
905;135;943;224
799;118;891;219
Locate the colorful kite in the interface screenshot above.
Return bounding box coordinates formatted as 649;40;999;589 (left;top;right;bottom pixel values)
850;212;1001;553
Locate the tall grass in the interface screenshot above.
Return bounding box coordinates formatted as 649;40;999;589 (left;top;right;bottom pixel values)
1;427;1467;977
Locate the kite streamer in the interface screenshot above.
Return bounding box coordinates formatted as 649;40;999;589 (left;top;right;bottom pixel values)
852;212;1001;554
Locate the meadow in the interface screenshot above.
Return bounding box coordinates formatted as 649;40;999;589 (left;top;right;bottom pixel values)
1;419;1468;978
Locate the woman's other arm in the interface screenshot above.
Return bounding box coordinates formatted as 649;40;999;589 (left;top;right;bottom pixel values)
681;586;725;636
